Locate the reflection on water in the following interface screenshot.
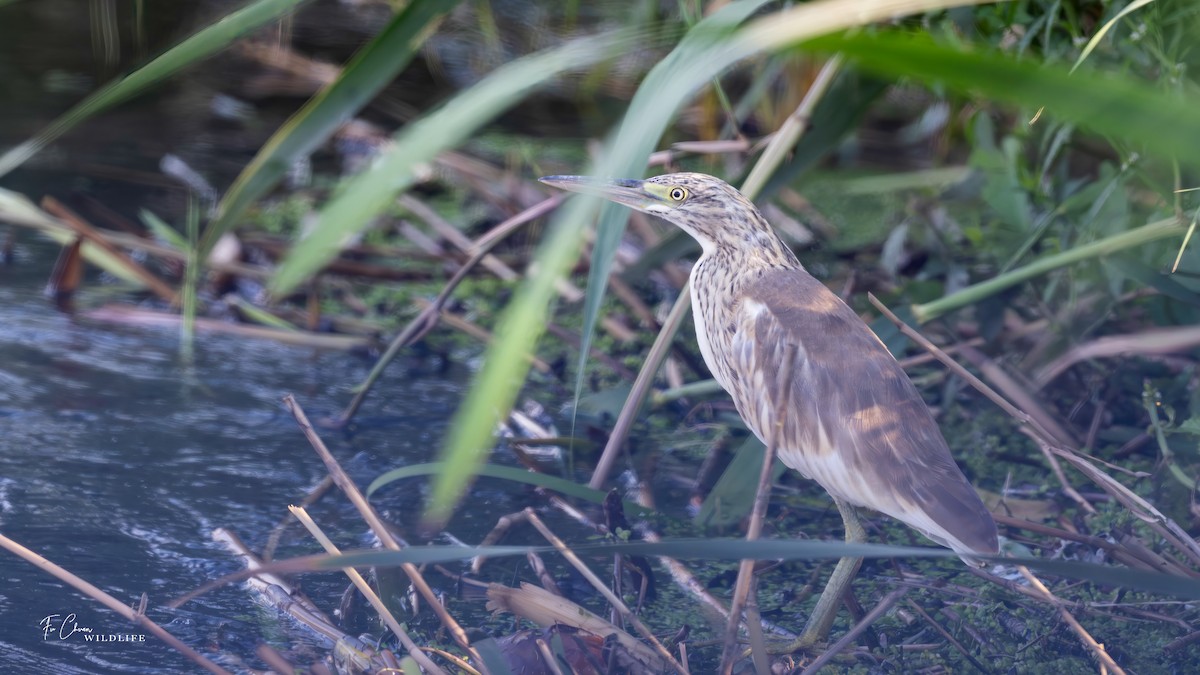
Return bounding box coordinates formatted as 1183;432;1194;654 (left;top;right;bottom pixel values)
0;238;474;673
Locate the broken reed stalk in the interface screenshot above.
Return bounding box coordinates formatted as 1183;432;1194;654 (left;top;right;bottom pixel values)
288;506;449;675
42;196;181;304
740;54;843;200
283;394;483;666
522;508;689;675
866;294;1133;671
719;343;798;675
339;195;562;423
0;531;231;675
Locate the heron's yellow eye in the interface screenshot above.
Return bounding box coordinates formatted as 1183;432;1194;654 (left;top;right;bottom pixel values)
669;187;688;202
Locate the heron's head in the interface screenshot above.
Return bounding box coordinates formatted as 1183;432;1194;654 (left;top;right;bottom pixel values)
539;172;786;259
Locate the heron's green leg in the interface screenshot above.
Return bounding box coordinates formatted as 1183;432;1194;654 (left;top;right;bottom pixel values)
774;499;865;653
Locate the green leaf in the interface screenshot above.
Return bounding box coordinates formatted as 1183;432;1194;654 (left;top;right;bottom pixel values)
288;540;1200;602
695;436;787;528
368;461;650;516
201;0;457;258
808;30;1200;171
269;29;635;296
913;217;1184;323
138;209;187;252
0;0;313;177
1105;257;1200;306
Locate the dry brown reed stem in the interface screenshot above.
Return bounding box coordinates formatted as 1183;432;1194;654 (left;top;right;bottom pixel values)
42;196;180;304
82;305;372;349
1017;566;1126;675
522;508;690;675
870;295;1095;513
719;343;798;675
262;475;335;562
339;195;562;423
1027;431;1200;570
400;191;635;343
953;346;1093;514
1034;325;1200;388
957;346;1078;446
424;646;477;673
991;513;1183;575
471;510;530;574
903;600;992;674
66;224;271;279
740;55;844;199
412;297;552;372
589;287;693;489
866;295;1151;670
545;492;752;633
399;194;519;282
212;528;336;626
797;587;909;675
282;395;482;666
288;506;450;675
0;532;232;675
742;586;770;675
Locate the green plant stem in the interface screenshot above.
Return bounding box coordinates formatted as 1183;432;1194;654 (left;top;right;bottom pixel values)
651;378;724;406
1143;382;1197;491
913;217;1184;323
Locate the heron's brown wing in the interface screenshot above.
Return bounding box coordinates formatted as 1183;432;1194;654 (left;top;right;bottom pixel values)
731;268;998;556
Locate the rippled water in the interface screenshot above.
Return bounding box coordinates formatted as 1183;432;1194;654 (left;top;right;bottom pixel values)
0;238;480;672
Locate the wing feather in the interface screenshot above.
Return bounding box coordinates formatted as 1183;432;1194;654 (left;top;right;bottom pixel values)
728;268;998;557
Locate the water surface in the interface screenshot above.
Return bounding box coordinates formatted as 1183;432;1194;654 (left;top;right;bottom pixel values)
0;237;472;672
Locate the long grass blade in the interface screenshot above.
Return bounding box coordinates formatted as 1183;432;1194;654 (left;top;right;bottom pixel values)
268;30;635;296
1070;0;1159;73
201;0;456;258
0;0;312;177
184;540;1200;605
808;30;1200;170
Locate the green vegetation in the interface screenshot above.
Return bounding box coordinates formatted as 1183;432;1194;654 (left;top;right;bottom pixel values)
3;0;1200;672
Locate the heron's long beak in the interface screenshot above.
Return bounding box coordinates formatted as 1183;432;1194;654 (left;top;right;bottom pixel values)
538;175;666;212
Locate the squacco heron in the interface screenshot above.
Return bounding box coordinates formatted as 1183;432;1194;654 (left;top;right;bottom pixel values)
540;172;998;648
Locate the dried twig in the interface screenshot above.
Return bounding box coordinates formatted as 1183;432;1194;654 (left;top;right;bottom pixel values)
590;288;692;489
288;506;449;675
283;395;482;665
339;196;561;423
904;600;992;674
1017;566;1126;675
42;197;180;304
523;509;689;674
